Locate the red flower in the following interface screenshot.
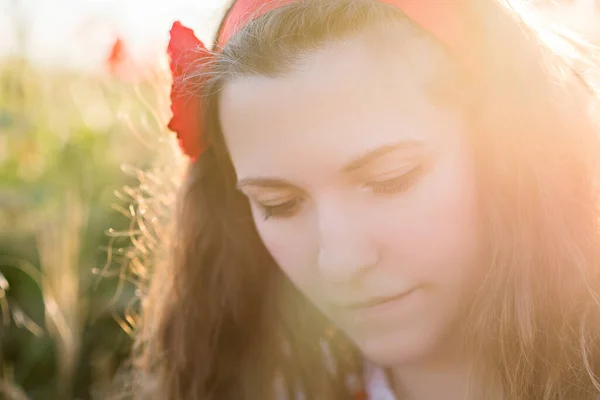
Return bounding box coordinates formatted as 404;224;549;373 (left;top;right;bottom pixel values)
167;21;213;160
107;38;126;71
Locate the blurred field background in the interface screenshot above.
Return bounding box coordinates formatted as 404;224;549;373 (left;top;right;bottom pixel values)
0;0;599;399
0;0;226;398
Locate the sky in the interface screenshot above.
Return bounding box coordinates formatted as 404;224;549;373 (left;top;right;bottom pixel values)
0;0;598;72
0;0;229;71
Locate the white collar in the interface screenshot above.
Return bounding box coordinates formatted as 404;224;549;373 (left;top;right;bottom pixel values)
364;363;397;400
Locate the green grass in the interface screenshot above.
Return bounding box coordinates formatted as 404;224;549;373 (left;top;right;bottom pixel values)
0;55;183;399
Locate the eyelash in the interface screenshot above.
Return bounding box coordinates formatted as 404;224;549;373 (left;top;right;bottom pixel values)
365;165;424;195
260;198;305;220
258;165;424;220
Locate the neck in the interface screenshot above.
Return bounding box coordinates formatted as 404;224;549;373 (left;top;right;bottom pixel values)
391;362;471;400
389;340;477;400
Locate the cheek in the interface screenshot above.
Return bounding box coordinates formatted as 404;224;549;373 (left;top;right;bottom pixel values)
376;152;482;285
253;209;318;288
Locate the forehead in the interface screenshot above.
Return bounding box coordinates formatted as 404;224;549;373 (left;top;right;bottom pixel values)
219;35;463;181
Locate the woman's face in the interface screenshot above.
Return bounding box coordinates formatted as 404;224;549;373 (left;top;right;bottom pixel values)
220;36;484;367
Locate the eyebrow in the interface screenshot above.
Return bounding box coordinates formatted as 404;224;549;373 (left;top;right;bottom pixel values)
236;176;295;191
342;140;424;173
236;140;424;190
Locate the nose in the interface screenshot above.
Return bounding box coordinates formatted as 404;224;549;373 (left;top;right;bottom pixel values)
316;200;379;283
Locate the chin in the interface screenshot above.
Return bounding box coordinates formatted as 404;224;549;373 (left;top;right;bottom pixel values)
352;326;445;368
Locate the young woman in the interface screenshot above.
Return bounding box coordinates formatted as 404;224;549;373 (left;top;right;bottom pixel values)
131;0;600;398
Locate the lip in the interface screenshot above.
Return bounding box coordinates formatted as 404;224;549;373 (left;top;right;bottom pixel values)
336;287;420;310
336;287;421;322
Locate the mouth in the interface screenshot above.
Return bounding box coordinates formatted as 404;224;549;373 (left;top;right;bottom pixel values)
335;287;420;311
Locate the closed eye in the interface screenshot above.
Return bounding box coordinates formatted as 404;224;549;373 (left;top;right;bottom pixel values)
365;165;424;195
257;197;305;220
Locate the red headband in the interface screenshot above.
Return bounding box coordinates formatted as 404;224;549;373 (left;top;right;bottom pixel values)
168;0;471;160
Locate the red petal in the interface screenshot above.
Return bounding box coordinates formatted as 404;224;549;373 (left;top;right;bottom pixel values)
354;389;368;400
168;22;202;65
167;21;212;160
167;95;204;159
107;38;125;69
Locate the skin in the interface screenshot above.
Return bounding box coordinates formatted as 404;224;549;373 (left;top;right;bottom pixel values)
220;35;485;399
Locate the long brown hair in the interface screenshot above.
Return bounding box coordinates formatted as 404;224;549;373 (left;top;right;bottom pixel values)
131;0;600;399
